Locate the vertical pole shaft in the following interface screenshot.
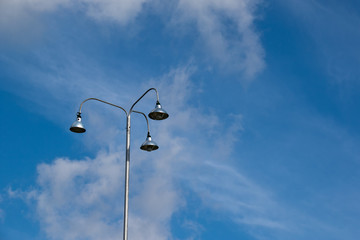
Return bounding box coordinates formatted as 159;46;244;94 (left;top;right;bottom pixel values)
123;114;131;240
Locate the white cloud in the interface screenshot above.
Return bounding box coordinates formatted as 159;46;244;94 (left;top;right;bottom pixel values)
16;66;284;239
30;151;123;240
0;0;265;78
0;0;147;25
83;0;148;24
0;0;148;49
174;0;265;78
189;161;285;229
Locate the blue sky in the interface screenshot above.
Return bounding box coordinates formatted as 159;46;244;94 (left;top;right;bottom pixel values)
1;0;360;239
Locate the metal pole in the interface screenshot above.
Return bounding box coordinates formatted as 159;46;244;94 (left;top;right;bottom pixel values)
123;114;131;240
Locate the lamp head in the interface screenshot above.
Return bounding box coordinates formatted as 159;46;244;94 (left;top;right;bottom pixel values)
148;101;169;120
70;113;86;133
140;133;159;152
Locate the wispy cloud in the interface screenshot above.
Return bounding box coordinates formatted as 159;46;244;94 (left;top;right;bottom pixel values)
2;1;360;239
10;66;284;239
0;0;147;25
9;58;357;240
1;1;272;238
174;0;265;78
190;161;285;229
0;0;265;79
30;152;124;240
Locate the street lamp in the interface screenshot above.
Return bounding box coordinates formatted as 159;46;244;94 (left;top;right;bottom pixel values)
69;88;168;240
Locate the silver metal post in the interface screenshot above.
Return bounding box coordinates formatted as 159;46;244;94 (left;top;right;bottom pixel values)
123;114;131;240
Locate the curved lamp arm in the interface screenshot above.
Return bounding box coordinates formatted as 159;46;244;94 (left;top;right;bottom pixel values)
133;110;150;134
78;98;127;115
129;88;159;114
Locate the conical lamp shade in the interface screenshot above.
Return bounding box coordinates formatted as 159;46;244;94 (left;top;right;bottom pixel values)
140;135;159;152
148;102;169;120
70;116;86;133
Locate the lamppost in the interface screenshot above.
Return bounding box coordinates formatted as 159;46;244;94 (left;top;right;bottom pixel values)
69;88;169;240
